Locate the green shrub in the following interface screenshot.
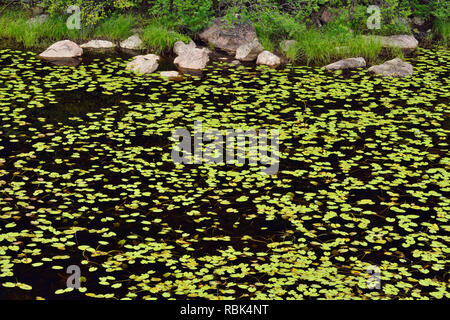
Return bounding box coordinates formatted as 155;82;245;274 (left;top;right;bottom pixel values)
251;9;306;51
147;0;214;33
38;0;139;26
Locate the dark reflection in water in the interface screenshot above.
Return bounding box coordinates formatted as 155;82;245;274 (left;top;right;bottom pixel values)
0;45;449;300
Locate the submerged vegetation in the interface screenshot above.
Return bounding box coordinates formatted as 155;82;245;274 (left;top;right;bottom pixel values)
0;46;449;299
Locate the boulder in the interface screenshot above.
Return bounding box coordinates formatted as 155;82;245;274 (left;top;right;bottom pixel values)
368;58;413;77
174;47;209;71
324;57;366;71
160;71;183;80
39;40;83;59
173;40;196;56
126;54;159;74
199;17;259;55
235;39;264;61
81;40;116;49
256;51;281;68
120;35;143;50
363;35;418;53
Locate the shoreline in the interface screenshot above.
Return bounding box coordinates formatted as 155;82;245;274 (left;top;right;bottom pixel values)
1;7;448;67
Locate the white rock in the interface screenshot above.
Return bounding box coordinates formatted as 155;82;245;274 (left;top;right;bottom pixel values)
235;39;264;61
120;35;143;50
199;17;259;55
81;40;116;49
173;41;196;56
368;58;413;77
363;35;418;53
324;57;366;70
174;48;209;71
39;40;83;58
256;51;281;68
126;54;159;74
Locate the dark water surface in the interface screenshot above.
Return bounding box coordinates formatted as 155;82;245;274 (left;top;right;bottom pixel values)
0;47;448;299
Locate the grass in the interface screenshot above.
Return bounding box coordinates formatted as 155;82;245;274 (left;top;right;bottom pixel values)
0;9;192;52
254;10;304;53
0;7;445;62
433;18;450;47
280;27;387;66
93;14;135;40
0;10;81;47
0;9;135;47
141;22;191;53
251;10;387;65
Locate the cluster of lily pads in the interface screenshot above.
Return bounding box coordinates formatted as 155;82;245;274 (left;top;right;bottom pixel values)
0;47;448;300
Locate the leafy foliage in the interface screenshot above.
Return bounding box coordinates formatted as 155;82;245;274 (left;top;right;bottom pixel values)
1;0;449;48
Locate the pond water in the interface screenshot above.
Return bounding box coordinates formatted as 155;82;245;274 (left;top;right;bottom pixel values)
0;47;448;299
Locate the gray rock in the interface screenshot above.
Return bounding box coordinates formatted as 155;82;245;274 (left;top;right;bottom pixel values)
235;39;263;61
368;58;413;77
256;51;281;68
199;17;259;55
39;40;83;59
126;54;159;74
120;35;143;50
324;57;366;71
174;47;209;71
363;35;418;53
80;40;116;49
173;40;196;56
